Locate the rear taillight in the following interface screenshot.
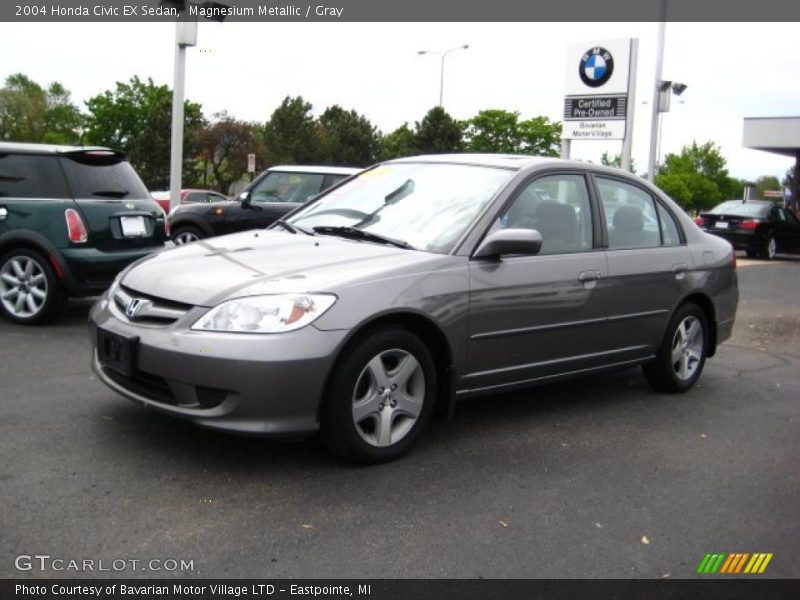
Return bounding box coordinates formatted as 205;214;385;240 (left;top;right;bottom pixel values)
740;220;759;230
65;208;88;243
694;216;706;227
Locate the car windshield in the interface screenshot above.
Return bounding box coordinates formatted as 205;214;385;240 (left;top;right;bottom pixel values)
709;201;769;218
286;163;513;253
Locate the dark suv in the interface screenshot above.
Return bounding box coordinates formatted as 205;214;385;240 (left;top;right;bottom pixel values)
0;142;168;324
168;165;359;244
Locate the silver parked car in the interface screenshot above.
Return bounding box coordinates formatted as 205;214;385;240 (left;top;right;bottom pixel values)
89;155;738;463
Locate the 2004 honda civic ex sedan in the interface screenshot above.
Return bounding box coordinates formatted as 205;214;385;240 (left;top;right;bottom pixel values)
89;154;739;463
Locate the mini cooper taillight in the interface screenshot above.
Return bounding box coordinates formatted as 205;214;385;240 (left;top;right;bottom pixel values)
65;208;88;243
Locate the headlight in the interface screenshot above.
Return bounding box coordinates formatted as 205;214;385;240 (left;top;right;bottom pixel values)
191;294;336;333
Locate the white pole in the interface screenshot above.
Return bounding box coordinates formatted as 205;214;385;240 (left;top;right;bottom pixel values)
169;21;196;212
621;39;638;172
169;38;185;212
647;3;667;183
439;55;445;107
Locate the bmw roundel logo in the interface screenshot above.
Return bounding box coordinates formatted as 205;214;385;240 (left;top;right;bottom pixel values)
579;47;614;88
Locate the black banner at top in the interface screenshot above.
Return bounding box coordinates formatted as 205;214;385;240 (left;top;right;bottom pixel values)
2;0;800;22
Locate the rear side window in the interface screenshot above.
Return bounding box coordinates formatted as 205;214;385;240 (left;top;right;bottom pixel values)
597;177;661;249
0;153;70;199
59;155;150;200
656;203;682;246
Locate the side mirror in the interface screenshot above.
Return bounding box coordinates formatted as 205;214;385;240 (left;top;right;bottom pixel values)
238;191;252;207
474;228;543;259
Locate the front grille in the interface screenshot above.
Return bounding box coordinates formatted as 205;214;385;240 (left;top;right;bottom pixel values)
113;285;192;325
103;365;175;405
102;365;228;410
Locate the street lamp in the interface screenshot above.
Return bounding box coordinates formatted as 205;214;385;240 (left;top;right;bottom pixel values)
648;79;688;181
417;44;469;108
163;1;228;212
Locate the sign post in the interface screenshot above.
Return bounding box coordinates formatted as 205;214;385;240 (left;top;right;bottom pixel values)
247;153;256;182
562;39;637;168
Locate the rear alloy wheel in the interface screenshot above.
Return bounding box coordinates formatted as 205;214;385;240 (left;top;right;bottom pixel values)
0;249;63;325
760;235;777;260
321;328;437;463
642;303;708;393
173;226;204;245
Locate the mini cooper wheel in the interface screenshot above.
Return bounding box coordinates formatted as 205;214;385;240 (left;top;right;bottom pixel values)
321;328;437;464
642;303;708;393
760;235;777;260
0;249;63;324
173;226;204;245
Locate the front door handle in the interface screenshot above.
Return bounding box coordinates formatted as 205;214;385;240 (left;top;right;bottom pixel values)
578;270;601;282
672;263;689;273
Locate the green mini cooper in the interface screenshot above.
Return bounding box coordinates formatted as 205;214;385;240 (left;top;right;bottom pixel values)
0;142;168;324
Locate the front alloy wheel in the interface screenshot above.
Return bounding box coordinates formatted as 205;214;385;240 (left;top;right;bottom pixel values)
352;349;426;448
322;328;437;463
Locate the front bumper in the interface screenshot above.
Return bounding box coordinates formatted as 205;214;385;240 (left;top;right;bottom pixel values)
89;293;348;436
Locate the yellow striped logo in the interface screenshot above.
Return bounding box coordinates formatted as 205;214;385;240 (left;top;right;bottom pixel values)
697;552;773;574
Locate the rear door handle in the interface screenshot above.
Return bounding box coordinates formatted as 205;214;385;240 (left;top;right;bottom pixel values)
578;270;601;282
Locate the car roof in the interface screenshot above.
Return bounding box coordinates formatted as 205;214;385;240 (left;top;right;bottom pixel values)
268;165;361;175
387;153;589;170
0;141;117;155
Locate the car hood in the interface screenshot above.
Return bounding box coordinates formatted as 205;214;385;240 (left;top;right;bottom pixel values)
171;200;236;215
121;229;449;307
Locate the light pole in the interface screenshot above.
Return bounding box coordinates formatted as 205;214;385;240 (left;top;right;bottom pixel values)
417;44;469;108
164;1;228;212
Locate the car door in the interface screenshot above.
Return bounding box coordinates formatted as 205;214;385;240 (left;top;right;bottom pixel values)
780;207;800;253
466;172;613;392
231;171;326;233
594;174;692;360
772;206;800;254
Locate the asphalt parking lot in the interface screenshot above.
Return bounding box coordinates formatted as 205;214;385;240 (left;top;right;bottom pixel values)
1;255;798;579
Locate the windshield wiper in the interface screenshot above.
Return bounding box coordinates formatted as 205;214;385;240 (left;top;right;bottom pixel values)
312;226;415;250
92;189;129;198
273;220;314;236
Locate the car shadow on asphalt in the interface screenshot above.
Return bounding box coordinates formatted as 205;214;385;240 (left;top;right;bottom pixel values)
89;363;664;475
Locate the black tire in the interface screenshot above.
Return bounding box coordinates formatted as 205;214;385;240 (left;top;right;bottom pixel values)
0;248;64;325
321;327;437;464
745;249;758;258
642;303;708;393
172;225;205;245
759;234;777;260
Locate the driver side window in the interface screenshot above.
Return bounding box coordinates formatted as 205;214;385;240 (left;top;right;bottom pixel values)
494;174;593;255
250;172;324;204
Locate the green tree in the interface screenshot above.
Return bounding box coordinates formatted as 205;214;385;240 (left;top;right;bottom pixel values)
379;123;416;160
461;109;561;156
317;105;381;166
261;96;323;165
600;151;637;174
0;73;83;144
84;76;204;189
656;141;734;212
197;112;262;194
413;106;463;154
754;175;781;200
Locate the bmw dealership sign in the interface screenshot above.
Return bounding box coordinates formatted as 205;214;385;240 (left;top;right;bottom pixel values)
564;39;636;140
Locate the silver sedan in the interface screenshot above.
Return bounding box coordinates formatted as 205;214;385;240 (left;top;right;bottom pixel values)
89;155;738;463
